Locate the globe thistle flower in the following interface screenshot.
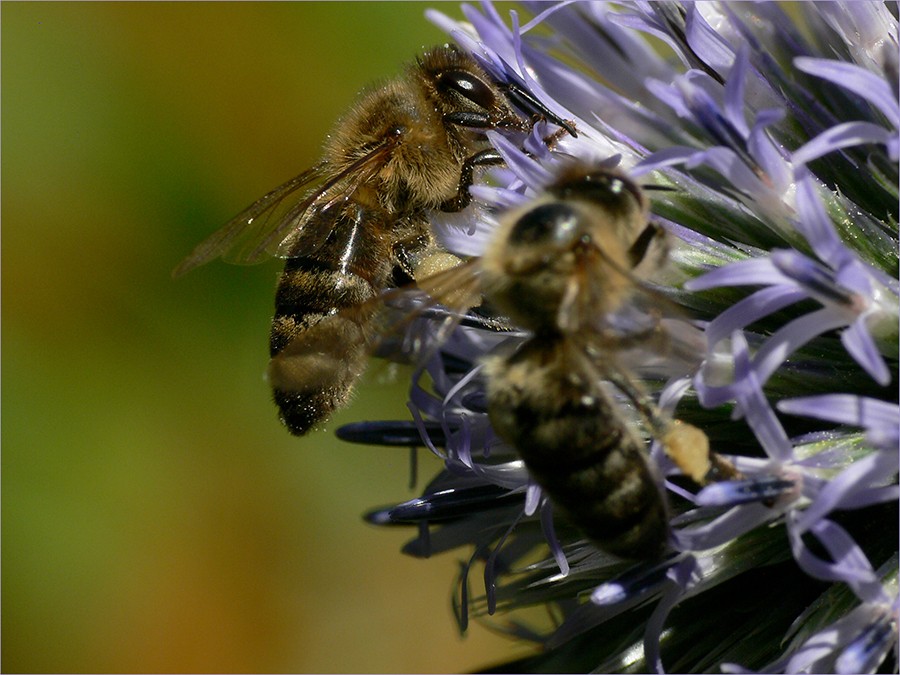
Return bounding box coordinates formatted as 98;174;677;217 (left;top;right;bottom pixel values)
346;2;899;672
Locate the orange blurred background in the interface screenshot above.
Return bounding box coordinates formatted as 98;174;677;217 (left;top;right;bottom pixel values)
2;3;535;672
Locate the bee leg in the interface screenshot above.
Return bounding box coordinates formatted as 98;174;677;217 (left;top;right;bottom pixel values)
664;423;742;485
708;453;744;481
540;125;572;150
439;148;505;212
414;251;464;280
602;369;673;441
391;233;433;284
627;222;667;267
602;369;740;486
660;422;712;484
500;82;577;137
391;233;462;283
443;111;496;128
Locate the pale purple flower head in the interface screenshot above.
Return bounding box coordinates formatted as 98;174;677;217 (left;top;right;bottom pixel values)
349;2;899;672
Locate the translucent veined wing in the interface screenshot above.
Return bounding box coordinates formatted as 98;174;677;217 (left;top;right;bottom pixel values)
173;137;398;278
375;258;492;364
267;255;489;374
569;270;706;380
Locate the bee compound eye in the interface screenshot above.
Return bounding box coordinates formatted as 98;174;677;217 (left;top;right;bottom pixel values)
509;203;581;247
555;172;644;213
438;70;496;109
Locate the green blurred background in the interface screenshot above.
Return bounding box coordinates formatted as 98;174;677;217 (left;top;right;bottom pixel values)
3;3;535;672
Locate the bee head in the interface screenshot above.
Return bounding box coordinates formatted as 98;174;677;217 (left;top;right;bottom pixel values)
502;201;586;274
549;166;647;224
481;165;656;333
417;46;531;134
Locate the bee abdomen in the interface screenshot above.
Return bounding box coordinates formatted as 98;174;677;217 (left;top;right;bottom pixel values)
485;348;668;559
268;257;390;435
533;442;668;559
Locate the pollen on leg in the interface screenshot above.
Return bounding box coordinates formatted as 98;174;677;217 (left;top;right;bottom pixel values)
662;421;711;484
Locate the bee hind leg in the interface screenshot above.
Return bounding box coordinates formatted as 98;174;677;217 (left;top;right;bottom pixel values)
603;369;741;486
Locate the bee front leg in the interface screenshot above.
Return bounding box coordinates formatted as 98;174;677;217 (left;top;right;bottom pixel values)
439;148;504;212
627;221;669;269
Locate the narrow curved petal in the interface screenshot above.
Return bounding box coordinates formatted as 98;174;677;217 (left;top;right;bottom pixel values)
792;121;894;166
794;57;899;128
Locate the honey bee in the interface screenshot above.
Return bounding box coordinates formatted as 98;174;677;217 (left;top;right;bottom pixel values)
472;163;712;559
174;45;574;435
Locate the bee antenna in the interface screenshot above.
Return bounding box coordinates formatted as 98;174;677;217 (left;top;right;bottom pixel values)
641;184;679;193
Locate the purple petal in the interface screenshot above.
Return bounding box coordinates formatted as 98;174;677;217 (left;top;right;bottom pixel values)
539;497;569;576
793;168;856;266
485;131;553;190
730;333;795;462
591;581;629;606
466;184;524;209
842;484;900;510
409;370;447;422
634;145;699;172
591;558;671;606
784;628;842;674
463;3;516;65
792;121;894;166
695;476;797;507
833;258;879;298
769;249;859;307
719;665;757;674
751;306;849;385
424;8;464;37
645;78;693;119
810;520;888;604
518;0;578;35
778;395;896;425
683;146;765;195
817;2;900;70
841;317;892;386
794;57;900;128
657;375;691;411
524;481;540;516
608;11;692;71
685;4;735;80
685;257;788;290
517;51;599;122
644;556;699;674
789;516;887;604
532;1;674;100
794;450;899;533
675;502;776;551
835;608;897;675
723;43;750;137
748;108;791;192
705;285;806;347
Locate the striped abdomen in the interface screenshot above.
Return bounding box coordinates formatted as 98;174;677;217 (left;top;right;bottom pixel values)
267;205;393;435
484;337;668;559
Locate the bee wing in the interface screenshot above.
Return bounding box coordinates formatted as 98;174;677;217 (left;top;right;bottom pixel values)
270;258;491;397
556;248;706;378
573;325;727;486
370;259;489;363
173;139;397;278
412;258;485;317
173;164;326;277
